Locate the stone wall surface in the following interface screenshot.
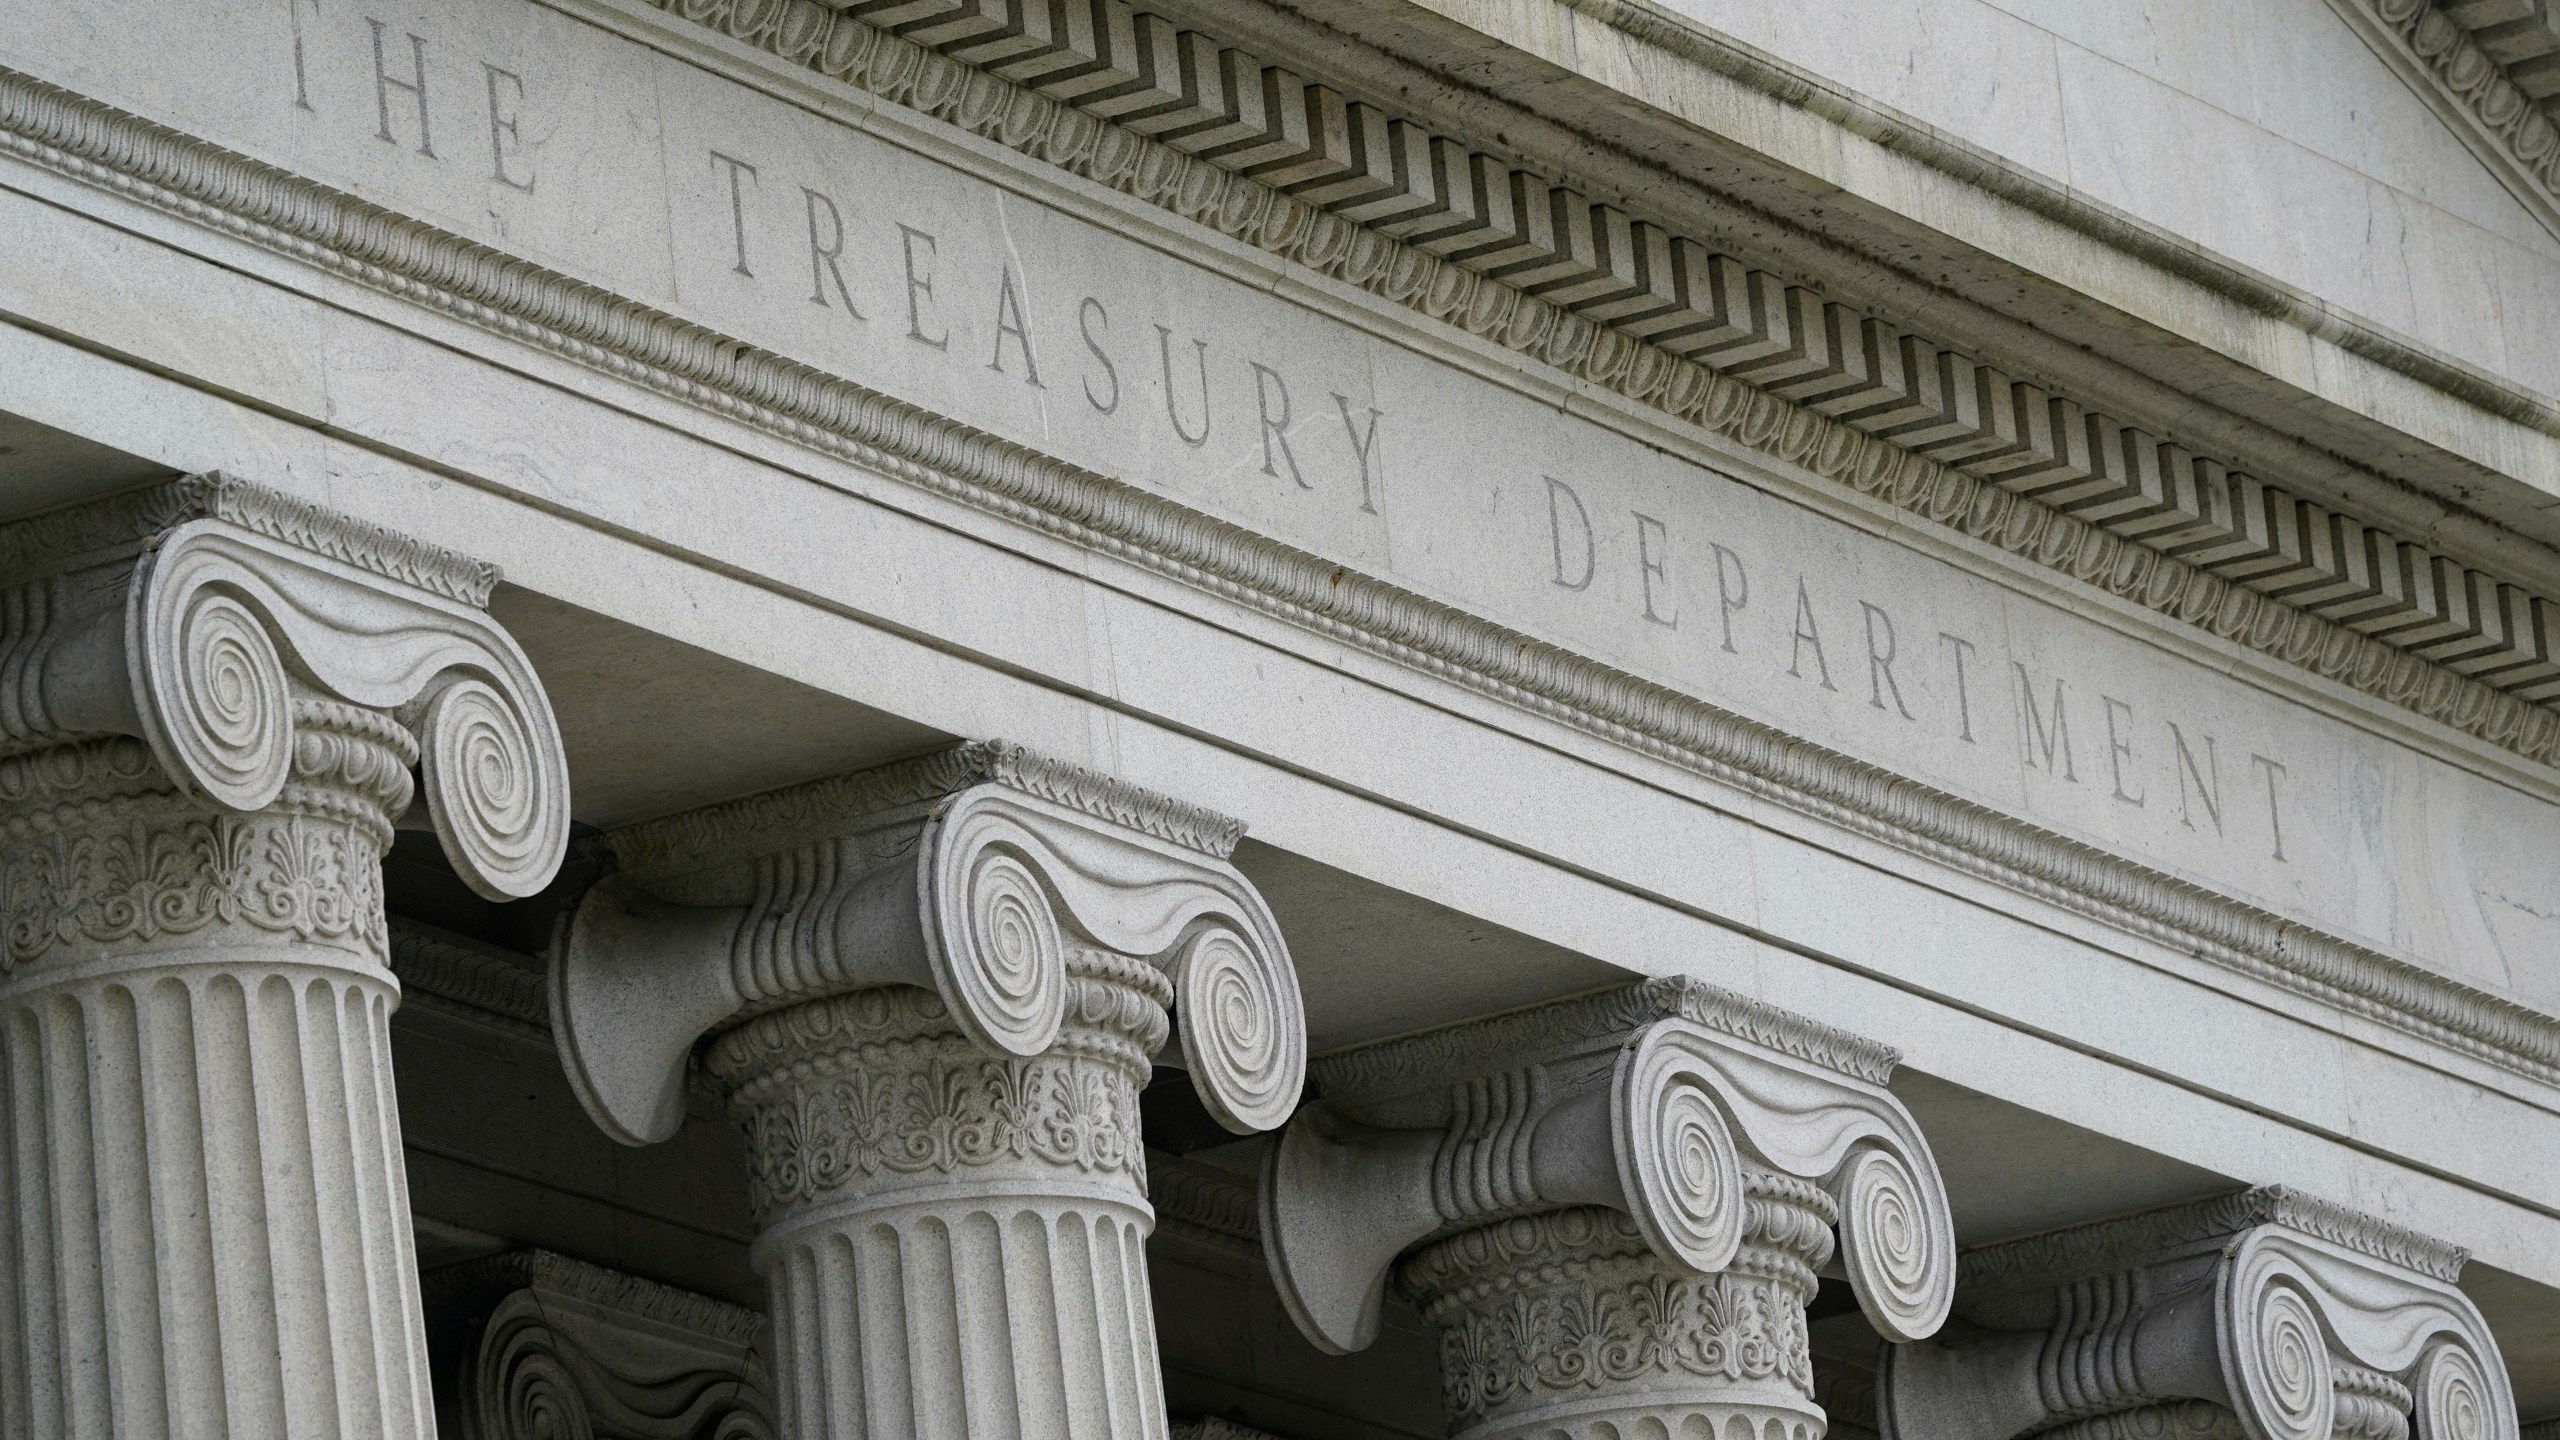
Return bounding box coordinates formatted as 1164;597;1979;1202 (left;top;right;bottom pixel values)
1663;0;2560;401
0;0;2553;998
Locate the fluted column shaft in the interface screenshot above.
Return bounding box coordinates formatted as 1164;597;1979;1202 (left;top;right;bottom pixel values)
706;956;1173;1440
0;713;432;1440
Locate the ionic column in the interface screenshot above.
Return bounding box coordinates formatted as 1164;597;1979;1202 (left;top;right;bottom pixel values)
1261;978;1957;1440
0;475;573;1438
549;743;1307;1440
1878;1188;2519;1440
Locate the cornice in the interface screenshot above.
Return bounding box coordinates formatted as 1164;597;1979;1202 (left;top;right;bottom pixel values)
1959;1184;2470;1293
1312;977;1900;1103
0;472;500;604
6;53;2560;1087
607;740;1246;883
2328;0;2560;242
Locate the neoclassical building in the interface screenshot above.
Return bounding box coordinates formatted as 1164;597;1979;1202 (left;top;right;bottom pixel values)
0;0;2552;1437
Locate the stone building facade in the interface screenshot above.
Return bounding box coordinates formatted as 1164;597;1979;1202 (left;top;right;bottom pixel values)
0;0;2553;1438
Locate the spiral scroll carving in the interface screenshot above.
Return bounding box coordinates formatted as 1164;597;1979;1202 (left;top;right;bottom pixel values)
2413;1341;2489;1440
474;1330;595;1440
1836;1145;1952;1342
149;587;293;811
1612;1036;1744;1275
1175;921;1305;1135
420;677;566;901
2232;1280;2334;1440
929;843;1067;1058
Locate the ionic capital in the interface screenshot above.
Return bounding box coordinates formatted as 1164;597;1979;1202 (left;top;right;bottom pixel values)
0;472;572;922
552;740;1306;1147
1879;1187;2518;1440
1262;976;1956;1357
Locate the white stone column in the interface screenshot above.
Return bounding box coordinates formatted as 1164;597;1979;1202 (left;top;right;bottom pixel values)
550;743;1307;1440
1261;979;1957;1440
0;475;572;1440
1877;1188;2520;1440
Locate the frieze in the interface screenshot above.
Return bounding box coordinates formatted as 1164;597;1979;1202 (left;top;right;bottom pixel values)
1;10;2557;1090
613;0;2560;756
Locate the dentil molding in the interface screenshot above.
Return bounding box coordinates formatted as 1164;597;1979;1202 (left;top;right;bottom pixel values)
1880;1187;2519;1440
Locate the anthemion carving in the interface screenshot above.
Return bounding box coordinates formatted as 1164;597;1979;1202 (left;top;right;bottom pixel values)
1880;1188;2521;1440
426;1248;776;1440
0;474;572;1439
1260;977;1955;1440
550;740;1307;1440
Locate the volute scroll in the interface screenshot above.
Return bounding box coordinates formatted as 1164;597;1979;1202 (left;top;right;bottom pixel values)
1879;1187;2519;1440
1260;979;1955;1362
551;742;1306;1148
3;477;573;905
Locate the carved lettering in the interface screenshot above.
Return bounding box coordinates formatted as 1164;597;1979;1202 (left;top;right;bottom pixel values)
898;224;948;348
989;269;1043;386
2015;664;2077;781
709;150;760;278
1789;579;1835;691
1334;394;1383;516
2103;696;2144;807
1940;633;1977;744
1862;602;1912;720
1635;513;1676;628
1079;297;1118;414
481;63;532;192
1251;362;1304;487
2252;754;2289;862
288;0;320;112
1155;326;1211;446
1545;478;1593;592
367;19;433;156
1711;543;1747;655
802;187;863;317
2169;722;2222;834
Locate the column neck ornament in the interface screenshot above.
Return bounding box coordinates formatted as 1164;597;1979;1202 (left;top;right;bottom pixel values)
0;477;572;1440
1262;977;1954;1440
1878;1187;2519;1440
551;743;1307;1440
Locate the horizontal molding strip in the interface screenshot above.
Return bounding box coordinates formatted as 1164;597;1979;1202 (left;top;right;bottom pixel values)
2;58;2556;1087
735;0;2560;744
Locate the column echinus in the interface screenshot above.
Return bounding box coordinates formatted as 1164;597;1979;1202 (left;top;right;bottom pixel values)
1263;978;1959;1440
0;475;573;1438
548;742;1308;1440
1880;1187;2520;1440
